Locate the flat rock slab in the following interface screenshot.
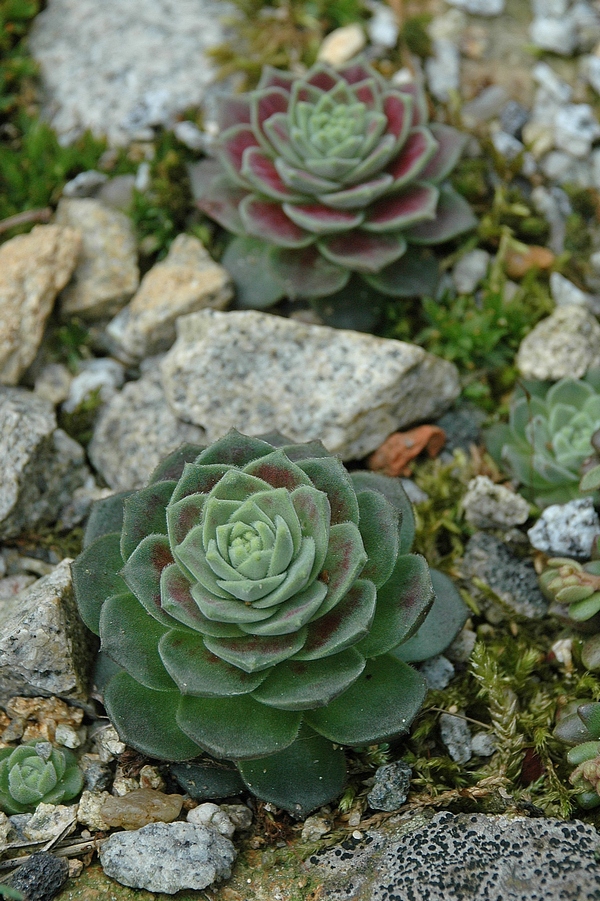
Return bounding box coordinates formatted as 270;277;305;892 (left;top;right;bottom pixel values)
29;0;232;145
161;310;460;461
309;810;600;900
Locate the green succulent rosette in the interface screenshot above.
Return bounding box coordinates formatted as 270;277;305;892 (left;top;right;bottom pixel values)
485;372;600;508
194;57;475;318
0;741;83;814
554;702;600;809
73;430;466;815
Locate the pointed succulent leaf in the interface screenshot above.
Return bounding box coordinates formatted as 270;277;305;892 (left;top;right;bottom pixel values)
243;449;313;490
83;490;134;548
120;480;176;561
121;534;175;625
318;232;407;274
318;173;393;210
238;724;346;817
355;489;399;587
393;569;469;662
263;113;303;166
72;533;127;634
356;554;434;657
239;195;314;248
204;629;308;673
99;592;176;691
578;703;600;738
251;87;290;148
363;183;438;232
267;245;349;299
160;564;243;636
382;91;413;142
344;134;396;185
241;147;304;201
387;128;438;188
159;630;267;696
305;654;426;745
296;579;376;660
149;444;207;484
218;94;252;130
196;174;248;235
177;694;301;759
582;633;600;672
251;647;365;710
196;430;274;467
362;246;439;297
222;236;286;309
239;581;327;636
407;184;477;244
297;456;359;525
350;471;415;554
318;522;367;616
169;463;230;505
217;124;260;184
282;202;364;235
257;65;296;92
547;378;594;409
419;123;468;182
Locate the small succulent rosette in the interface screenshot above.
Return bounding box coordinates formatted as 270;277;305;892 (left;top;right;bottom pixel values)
0;741;83;814
540;558;600;671
73;430;466;815
194;57;475;314
555;702;600;809
485;372;600;508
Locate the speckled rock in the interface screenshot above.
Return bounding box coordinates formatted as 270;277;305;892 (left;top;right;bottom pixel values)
309;810;600;900
517;305;600;381
462;532;548;621
462;476;530;529
0;388;89;539
527;498;600;559
106;234;232;361
99;821;236;893
0;225;81;385
439;713;472;764
55;198;138;319
0;559;96;704
160;310;460;461
88;366;206;490
9;851;69;901
367;761;412;812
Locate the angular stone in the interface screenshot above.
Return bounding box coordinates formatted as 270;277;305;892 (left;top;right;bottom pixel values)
367;761;412;812
452;249;490;295
99;822;236;893
106;235;232;361
9;852;69;901
55;198;138;319
446;0;504;12
161;310;460;461
439;713;472;764
527;498;600;559
100;789;184;831
462;475;530;529
0;225;81;385
309;811;600;900
88;366;206;490
22;803;77;843
517;305;600;381
0;388;89;539
0;560;96;704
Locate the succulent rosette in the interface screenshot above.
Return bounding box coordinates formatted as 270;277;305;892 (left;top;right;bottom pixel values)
485;372;600;508
0;741;83;814
554;701;600;809
73;431;466;815
194;58;475;313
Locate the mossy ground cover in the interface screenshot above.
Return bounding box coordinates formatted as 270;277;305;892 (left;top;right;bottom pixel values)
4;0;600;895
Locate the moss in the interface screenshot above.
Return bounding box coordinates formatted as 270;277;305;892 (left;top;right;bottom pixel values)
58;387;103;449
401;14;432;58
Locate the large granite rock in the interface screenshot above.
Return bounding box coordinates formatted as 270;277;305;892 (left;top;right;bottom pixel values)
0;388;89;539
29;0;232;145
0;225;81;385
88;366;206;490
55;198;139;319
160;310;460;460
0;560;95;704
106;235;232;361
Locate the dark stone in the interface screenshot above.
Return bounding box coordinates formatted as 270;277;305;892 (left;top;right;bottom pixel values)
500;100;530;138
9;852;69;901
436;403;486;455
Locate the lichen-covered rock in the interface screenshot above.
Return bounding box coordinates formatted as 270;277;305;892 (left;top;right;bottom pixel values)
99;821;236;893
517;306;600;381
461;476;530;529
55;198;138;319
0;388;89;539
309;810;600;900
106;234;233;361
0;225;81;385
0;560;96;704
88;366;206;490
160;310;460;460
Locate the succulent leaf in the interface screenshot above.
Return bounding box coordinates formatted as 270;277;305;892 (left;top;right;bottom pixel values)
0;743;83;814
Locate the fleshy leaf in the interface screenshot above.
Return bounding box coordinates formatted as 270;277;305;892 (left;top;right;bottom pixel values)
159;631;268;696
243;449;313;490
350;471;415;554
169;463;230;505
239;581;327;636
100;592;176;691
238;724;346;817
240;196;314;248
318;174;393;210
170;760;245;800
204;629;308;673
120;480;176;561
309;276;384;332
356;554;434;657
267;245;349;299
363;183;438;232
121;534;175;625
276;158;339;194
290;485;331;580
149;444;207;484
167;495;206;550
217;124;260;183
160;563;243;636
393;569;469;662
177;694;301;759
382;91;413;142
318;231;407;274
282;202;364;235
222;236;286;309
196;174;248;235
356;489;400;587
104;673;200;761
387;127;438;188
251;647;365;709
251;87;290;148
362;245;439;298
241;147;303;201
406;185;477;244
419;123;468;183
297;456;360;525
296;579;376;660
257;65;296;92
72;533;127;634
305;654;426;745
197;430;275;467
83;490;133;548
217;94;252;131
318;522;368;616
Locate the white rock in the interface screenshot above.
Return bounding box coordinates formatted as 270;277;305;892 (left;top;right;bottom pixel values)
550;272;591;309
439;713;472;764
366;2;399;47
425;39;461;102
446;0;504;14
582;54;600;93
517;305;600;381
160;309;460;461
317;24;366;66
419;655;455;690
530;17;578;55
471;732;496;757
528;498;600;559
22;803;77;843
554;104;600;158
462;476;530;530
173;120;206;151
532;62;572;104
491;131;524;161
62;170;108;198
187;803;235;838
34;363;73;407
531;0;568;16
452;249;490;294
62;358;125;413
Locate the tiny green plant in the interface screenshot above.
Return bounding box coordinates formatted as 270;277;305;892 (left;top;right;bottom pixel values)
194;56;475;321
555;702;600;809
73;430;467;816
0;741;83;814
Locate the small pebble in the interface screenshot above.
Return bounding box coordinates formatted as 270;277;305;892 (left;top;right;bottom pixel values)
419;655;456;690
452;249;490;295
187;802;235;837
316;24;366;66
301;814;331;843
471;732;497;757
439;713;472;764
100;788;184;830
462;475;530;530
528;498;600;559
367;761;412;812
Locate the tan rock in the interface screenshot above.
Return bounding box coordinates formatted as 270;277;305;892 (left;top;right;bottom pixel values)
0;225;81;385
101;789;184;830
56;198;139;319
106;234;232;360
517;305;600;381
317;24;366;67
